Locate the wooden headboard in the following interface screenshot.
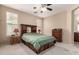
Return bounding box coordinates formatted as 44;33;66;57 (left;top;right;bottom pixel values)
21;24;37;36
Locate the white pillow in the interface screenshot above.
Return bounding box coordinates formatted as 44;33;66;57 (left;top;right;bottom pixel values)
27;27;31;33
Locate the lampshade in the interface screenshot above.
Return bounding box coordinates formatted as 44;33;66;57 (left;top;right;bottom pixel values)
14;28;19;33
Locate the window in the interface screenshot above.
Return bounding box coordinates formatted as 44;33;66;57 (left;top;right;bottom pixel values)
78;23;79;32
6;12;18;36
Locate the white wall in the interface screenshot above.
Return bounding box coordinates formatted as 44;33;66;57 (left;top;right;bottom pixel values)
44;11;67;43
36;19;43;34
0;5;43;43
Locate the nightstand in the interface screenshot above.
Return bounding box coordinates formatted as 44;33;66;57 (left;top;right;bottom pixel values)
10;35;21;44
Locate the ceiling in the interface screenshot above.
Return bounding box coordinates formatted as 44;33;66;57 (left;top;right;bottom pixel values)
3;4;72;18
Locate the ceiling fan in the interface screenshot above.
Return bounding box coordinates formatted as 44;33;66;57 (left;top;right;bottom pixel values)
33;4;52;13
41;4;52;11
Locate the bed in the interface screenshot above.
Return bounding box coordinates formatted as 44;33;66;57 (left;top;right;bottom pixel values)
20;24;56;54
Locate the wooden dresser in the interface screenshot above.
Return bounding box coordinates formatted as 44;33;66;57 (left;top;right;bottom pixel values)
74;32;79;42
52;29;62;42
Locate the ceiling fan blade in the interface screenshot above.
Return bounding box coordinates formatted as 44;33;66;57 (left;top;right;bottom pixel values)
46;8;52;11
47;4;52;6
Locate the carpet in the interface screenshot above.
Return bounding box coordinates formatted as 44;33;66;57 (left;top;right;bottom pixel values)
0;43;75;55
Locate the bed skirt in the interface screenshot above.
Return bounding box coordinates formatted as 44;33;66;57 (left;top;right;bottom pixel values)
21;39;56;54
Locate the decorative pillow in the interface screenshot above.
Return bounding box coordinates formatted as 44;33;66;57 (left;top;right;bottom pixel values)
27;27;31;33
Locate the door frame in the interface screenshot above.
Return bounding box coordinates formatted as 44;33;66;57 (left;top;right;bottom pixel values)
72;6;79;43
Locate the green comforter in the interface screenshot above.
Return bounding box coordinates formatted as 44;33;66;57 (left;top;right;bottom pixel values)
22;33;56;50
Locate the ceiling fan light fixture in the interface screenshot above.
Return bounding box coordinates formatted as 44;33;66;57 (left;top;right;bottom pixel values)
40;11;43;13
33;7;37;9
41;7;47;12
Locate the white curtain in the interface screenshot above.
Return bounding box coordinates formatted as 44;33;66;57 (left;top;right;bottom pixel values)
6;12;18;36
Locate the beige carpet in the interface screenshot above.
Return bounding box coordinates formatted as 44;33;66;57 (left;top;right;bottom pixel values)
0;42;79;55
